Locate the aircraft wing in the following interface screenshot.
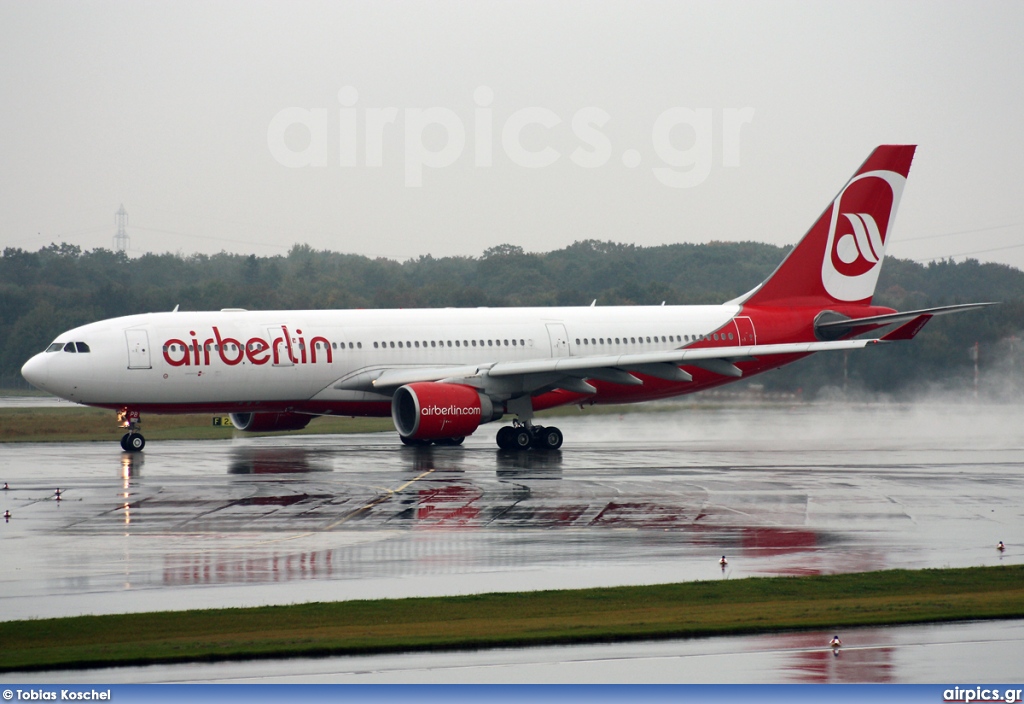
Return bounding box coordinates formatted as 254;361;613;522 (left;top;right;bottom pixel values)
349;300;995;396
367;338;882;390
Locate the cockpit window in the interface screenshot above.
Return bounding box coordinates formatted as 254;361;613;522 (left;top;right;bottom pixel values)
63;342;77;353
46;343;63;353
75;342;90;353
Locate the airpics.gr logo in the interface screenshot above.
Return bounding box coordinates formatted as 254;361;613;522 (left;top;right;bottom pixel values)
821;169;906;302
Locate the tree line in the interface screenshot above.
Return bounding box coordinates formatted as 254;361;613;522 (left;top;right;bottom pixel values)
2;241;1022;398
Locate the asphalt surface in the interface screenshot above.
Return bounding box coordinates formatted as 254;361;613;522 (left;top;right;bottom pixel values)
1;400;1022;682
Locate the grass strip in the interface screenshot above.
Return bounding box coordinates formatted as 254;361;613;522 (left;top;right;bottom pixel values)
0;407;393;443
2;565;1024;672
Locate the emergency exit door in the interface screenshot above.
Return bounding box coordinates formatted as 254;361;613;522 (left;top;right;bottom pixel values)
546;323;570;357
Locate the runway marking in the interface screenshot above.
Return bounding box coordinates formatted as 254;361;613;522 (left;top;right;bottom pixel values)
322;469;436;531
225;469;438;545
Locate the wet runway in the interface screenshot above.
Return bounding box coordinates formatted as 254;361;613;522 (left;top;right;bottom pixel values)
1;402;1021;626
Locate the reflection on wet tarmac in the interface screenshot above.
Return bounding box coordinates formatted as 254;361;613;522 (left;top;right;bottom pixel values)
1;404;1022;646
74;439;852;595
228;447;333;474
759;630;897;683
120;451;143;478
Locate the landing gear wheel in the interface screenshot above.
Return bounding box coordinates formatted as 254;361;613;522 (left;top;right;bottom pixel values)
435;436;465;446
496;426;516;449
399;436;432;447
511;428;532;449
121;432;145;452
532;426;563;450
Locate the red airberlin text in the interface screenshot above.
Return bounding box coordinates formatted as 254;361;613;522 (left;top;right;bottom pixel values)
421;404;482;417
161;326;333;367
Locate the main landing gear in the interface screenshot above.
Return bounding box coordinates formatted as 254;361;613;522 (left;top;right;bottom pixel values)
117;408;145;452
495;421;563;451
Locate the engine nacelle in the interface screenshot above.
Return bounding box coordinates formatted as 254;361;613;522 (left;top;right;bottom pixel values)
392;382;502;441
229;412;313;433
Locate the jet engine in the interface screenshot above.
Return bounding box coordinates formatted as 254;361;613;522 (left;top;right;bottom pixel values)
229;411;313;433
391;382;502;441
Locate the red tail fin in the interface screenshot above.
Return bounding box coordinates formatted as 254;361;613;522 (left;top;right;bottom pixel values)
739;145;916;307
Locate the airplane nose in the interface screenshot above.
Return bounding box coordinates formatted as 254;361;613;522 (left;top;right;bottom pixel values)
21;353;49;391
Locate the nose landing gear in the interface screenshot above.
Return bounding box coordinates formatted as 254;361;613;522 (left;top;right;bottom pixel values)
117;408;146;452
120;432;145;452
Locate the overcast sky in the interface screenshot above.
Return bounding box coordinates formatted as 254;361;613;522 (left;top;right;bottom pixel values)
2;0;1023;270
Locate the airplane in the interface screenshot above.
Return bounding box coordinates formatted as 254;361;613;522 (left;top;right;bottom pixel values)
20;145;992;453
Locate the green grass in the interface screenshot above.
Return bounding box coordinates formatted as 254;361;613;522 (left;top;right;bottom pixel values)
2;565;1023;672
0;407;394;443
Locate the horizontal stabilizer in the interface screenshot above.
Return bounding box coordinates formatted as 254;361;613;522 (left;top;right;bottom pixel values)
815;302;997;336
880;315;933;341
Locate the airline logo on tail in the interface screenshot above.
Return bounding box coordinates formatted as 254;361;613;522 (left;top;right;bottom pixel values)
738;145;914;308
821;169;906;302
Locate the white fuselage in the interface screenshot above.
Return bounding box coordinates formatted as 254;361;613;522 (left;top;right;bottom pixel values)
22;304;741;411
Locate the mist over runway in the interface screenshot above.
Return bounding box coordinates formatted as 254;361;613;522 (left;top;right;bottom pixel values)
0;402;1021;624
